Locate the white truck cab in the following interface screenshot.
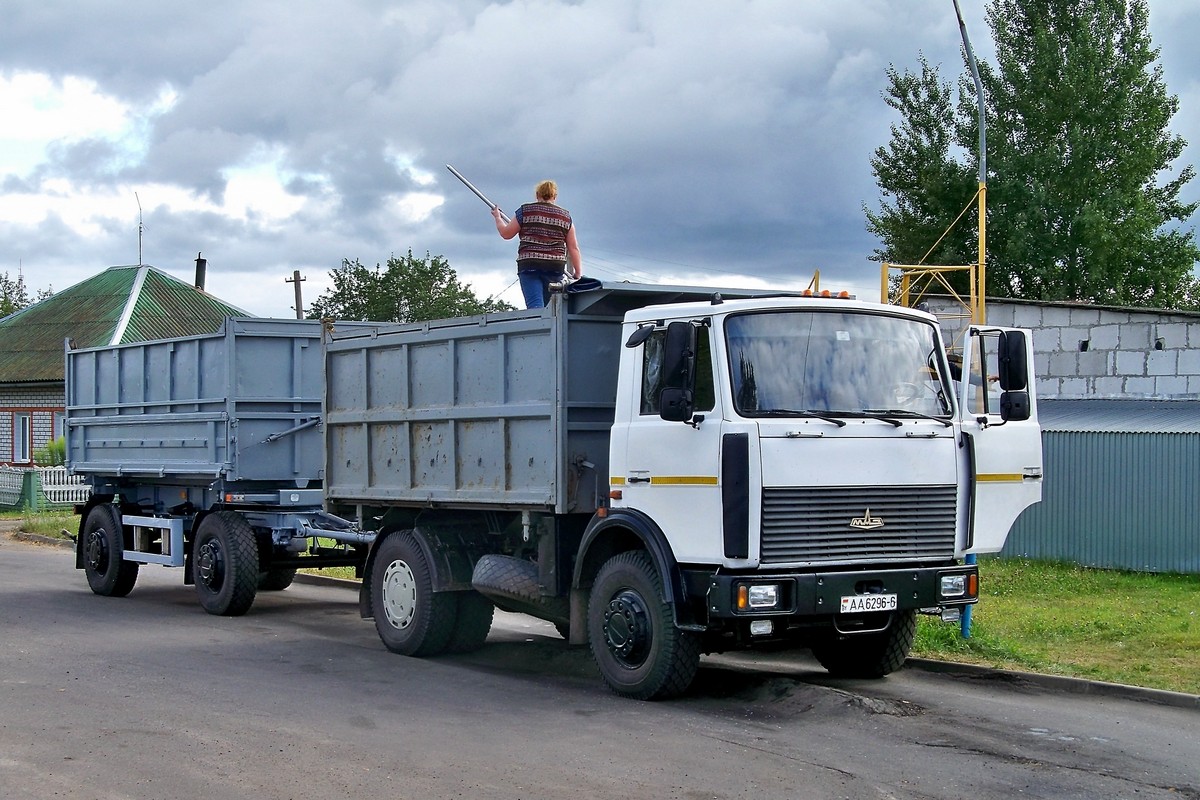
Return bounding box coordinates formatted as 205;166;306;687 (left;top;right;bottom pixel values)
590;293;1042;694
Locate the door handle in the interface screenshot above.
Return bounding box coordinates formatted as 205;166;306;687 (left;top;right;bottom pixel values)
627;476;651;484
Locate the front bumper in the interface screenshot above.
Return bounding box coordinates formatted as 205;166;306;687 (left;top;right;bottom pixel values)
700;564;978;620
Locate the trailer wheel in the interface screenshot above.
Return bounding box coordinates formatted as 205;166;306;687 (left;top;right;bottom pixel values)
588;551;700;700
257;567;297;591
193;512;259;616
444;591;494;654
811;609;917;678
82;504;139;597
371;532;457;657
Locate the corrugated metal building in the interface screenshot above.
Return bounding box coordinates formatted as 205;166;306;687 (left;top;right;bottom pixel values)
1003;399;1200;574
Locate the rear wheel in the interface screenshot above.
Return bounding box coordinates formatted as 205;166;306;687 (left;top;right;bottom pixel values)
82;504;139;597
193;512;259;616
811;609;917;678
445;591;495;654
257;567;297;591
587;551;700;700
370;532;457;657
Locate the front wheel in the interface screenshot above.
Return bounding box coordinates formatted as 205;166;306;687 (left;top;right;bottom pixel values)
193;512;259;616
82;504;139;597
811;609;917;678
587;551;700;700
370;532;457;657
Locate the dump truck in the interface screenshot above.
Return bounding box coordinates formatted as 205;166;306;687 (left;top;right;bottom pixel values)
66;282;1042;699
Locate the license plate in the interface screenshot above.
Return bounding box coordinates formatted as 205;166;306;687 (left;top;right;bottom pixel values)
840;593;898;614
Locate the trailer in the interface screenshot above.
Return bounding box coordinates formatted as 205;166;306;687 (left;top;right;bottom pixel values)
68;283;1043;699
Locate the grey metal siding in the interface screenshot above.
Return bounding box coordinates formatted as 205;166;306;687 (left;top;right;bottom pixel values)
1003;430;1200;573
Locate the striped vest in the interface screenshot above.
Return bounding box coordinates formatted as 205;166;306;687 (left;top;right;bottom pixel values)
515;202;572;266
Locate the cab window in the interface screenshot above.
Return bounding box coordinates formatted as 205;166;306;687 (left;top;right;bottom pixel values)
640;327;714;415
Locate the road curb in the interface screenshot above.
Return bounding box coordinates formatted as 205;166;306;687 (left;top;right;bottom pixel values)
11;531;74;549
906;657;1200;710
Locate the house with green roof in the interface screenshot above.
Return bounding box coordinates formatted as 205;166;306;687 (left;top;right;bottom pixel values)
0;264;249;465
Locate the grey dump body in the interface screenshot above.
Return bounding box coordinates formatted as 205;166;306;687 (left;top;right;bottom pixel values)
67;317;330;488
322;283;772;513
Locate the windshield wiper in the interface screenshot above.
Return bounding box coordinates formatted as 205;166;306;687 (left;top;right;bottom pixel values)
755;409;847;427
864;409;954;428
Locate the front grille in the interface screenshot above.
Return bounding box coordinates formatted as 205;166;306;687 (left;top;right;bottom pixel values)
761;485;957;565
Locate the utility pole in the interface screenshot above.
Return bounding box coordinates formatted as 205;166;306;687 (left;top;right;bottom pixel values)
285;270;306;319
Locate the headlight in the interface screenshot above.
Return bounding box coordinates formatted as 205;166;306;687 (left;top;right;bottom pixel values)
940;574;966;598
736;583;780;610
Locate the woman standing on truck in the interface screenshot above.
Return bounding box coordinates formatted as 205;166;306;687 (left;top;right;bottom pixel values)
492;180;582;308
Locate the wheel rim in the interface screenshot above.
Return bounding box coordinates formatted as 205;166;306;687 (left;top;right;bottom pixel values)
603;589;651;668
381;559;417;630
197;538;225;590
85;529;109;575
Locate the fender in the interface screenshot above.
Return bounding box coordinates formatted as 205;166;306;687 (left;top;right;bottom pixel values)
572;508;693;627
358;524;480;618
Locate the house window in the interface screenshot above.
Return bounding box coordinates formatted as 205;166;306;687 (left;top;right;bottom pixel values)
54;411;66;440
14;413;31;464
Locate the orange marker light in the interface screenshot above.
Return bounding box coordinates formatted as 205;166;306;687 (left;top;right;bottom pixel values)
968;573;979;598
737;585;748;610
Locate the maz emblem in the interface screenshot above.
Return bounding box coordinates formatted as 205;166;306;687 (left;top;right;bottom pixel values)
849;508;885;530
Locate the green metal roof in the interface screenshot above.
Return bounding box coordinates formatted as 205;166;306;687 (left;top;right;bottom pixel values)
0;265;249;384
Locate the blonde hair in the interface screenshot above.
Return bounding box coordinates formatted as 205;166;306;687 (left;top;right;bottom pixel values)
535;180;558;201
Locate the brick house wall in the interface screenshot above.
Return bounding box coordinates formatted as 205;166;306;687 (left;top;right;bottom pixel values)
0;383;66;465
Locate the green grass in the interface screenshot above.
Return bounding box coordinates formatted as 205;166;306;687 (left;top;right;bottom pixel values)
913;557;1200;695
0;509;76;539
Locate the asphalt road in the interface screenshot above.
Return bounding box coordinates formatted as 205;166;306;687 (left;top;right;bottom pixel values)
2;534;1197;800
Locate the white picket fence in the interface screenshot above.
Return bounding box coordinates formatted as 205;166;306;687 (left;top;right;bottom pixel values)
0;466;22;506
0;465;91;508
39;466;92;505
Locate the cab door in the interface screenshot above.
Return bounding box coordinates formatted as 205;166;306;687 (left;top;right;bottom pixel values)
616;323;730;564
957;326;1044;552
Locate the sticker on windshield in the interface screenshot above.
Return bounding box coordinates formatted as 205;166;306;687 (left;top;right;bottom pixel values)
835;331;850;341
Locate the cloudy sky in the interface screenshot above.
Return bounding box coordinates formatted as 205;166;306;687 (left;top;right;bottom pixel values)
2;0;1198;316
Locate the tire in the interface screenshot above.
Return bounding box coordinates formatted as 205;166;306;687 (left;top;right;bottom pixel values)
193;512;259;616
471;554;569;625
370;532;457;657
587;551;700;700
811;609;917;678
257;567;297;591
81;504;139;597
444;591;495;654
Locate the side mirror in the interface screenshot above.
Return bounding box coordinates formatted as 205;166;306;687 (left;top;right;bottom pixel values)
659;387;695;422
660;321;698;422
1000;390;1030;422
997;330;1028;391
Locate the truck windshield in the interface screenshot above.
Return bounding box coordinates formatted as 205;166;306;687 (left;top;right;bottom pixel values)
725;310;951;418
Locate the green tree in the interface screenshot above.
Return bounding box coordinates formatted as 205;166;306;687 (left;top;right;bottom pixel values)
868;0;1200;309
866;56;978;271
308;250;514;323
0;271;52;317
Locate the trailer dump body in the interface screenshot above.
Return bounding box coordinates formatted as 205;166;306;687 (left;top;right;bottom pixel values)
67;318;328;487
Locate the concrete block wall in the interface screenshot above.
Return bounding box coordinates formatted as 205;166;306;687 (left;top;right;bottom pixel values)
925;299;1200;400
